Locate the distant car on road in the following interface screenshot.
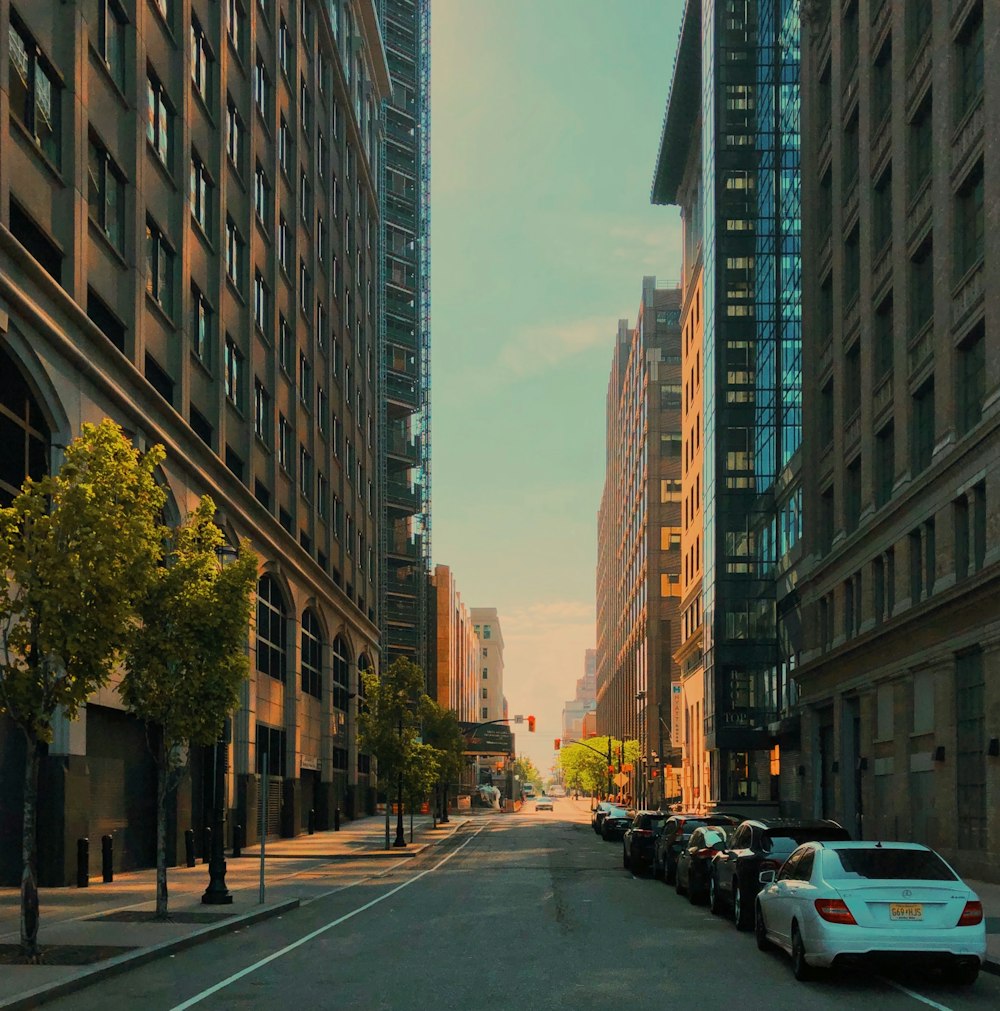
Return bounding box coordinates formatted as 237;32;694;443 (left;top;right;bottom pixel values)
755;841;985;984
535;796;555;811
601;806;632;842
623;811;668;873
592;801;619;835
710;818;851;930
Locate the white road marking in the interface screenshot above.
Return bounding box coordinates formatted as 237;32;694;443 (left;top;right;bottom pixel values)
168;826;484;1011
878;977;954;1011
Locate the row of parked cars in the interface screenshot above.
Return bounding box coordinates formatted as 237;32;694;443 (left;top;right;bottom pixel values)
591;802;987;985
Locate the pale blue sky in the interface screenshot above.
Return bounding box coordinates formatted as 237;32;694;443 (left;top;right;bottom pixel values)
430;0;683;773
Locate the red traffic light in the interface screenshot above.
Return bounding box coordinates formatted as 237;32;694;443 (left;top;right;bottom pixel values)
554;738;561;750
527;715;536;732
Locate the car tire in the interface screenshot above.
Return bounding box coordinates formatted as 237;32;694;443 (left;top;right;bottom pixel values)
946;962;979;986
623;847;630;870
791;924;814;982
665;861;676;885
675;870;686;896
709;875;722;915
755;902;772;951
734;880;754;931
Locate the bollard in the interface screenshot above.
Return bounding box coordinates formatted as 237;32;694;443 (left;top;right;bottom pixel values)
232;824;242;858
333;807;341;832
203;826;212;864
184;828;196;868
307;809;315;835
76;837;89;888
101;834;113;883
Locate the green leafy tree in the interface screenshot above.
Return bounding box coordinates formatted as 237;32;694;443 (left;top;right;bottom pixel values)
420;699;465;823
558;737;641;799
513;755;543;792
358;657;424;847
121;497;257;919
0;420;165;958
402;741;441;840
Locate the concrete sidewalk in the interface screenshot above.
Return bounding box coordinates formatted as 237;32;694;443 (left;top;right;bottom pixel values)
0;813;467;1009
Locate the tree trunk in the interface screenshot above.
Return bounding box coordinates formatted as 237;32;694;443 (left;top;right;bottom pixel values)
440;781;449;824
409;801;413;843
384;796;390;850
155;751;169;920
20;731;40;959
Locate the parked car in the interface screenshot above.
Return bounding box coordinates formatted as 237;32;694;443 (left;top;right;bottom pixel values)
535;796;554;811
710;819;850;930
755;841;985;984
623;811;669;873
592;801;618;835
653;813;740;883
675;824;732;903
601;807;633;841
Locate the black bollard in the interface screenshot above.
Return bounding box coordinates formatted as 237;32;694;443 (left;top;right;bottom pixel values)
101;835;113;883
232;824;242;858
308;809;315;835
202;826;212;864
184;828;196;868
76;837;89;887
333;807;341;832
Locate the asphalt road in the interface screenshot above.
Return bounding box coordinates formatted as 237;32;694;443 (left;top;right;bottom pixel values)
48;800;1000;1011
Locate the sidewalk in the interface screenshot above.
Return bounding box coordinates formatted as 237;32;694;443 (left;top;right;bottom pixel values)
0;813;467;1009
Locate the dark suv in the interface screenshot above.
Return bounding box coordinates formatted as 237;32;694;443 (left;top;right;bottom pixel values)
622;811;668;873
591;801;618;835
709;818;850;930
653;813;740;884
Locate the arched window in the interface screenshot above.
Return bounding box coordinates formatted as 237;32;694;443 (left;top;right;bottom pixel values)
332;635;350;712
301;609;322;699
256;575;287;682
0;345;50;506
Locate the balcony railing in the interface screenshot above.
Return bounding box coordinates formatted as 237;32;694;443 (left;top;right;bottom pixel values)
386;480;421;511
386;429;420;462
388;535;423;561
386;371;420;409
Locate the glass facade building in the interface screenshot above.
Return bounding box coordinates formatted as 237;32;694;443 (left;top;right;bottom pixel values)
654;0;803;805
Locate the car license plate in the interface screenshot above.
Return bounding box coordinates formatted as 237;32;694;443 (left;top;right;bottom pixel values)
890;904;923;920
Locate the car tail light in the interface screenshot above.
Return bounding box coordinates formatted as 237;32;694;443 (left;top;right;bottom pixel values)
695;848;716;859
957;901;983;927
814;899;857;925
636;829;653;837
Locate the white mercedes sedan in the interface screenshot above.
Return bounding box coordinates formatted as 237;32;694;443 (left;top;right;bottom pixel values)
754;841;986;984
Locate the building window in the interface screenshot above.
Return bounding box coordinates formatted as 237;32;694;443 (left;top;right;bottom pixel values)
279;115;290;173
660;479;682;503
278;414;291;470
300;169;311;222
842;1;858;74
152;0;171;24
99;0;127;91
8;16;62;168
907;0;932;59
844;226;860;305
955;162;984;279
911;378;935;474
874;422;894;508
956;647;987;849
300;609;322;699
191;14;212;103
253;270;269;333
819;380;834;448
316;216;325;263
873;294;894;381
872;164;892;255
317;471;327;518
87;136;124;251
278;215;290;273
190;152;212;232
191;286;211;363
908;93;932;199
279;17;290;76
845;458;861;532
145;219;173;316
955;4;984;120
146;72;172;168
226;98;243;174
844;342;861;419
660;433;682;457
910;241;934;331
843;109;859;188
956;324;985;435
279;316;292;372
299;353;312;408
253;53;269;116
226;218;244;290
819;487;835;555
227;0;244;55
818;272;833;341
256;575;286;682
254;162;269;223
872;37;892;126
254;378;271;444
299;260;311;312
225;336;242;408
300;74;311;134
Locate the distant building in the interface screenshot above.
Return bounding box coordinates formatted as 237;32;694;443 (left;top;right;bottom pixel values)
427;564;478;722
562;649;597;745
471;608;504;723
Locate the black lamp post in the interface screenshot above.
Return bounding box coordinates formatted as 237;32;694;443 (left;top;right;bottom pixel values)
203;542;238;905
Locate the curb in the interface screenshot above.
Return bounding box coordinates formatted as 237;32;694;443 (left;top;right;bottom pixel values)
984;958;1000;977
0;897;299;1010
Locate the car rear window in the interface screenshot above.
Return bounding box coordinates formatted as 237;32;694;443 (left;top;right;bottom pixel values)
639;815;667;829
699;828;729;847
827;848;957;881
762;827;850;852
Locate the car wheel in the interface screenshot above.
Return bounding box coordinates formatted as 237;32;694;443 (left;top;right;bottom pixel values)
709;875;722;915
946;961;980;986
734;880;754;931
755;902;772;951
675;870;686;895
665;860;676;885
791;924;814;982
623;847;630;870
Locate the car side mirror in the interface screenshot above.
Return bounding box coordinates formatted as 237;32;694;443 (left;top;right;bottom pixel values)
759;870;776;885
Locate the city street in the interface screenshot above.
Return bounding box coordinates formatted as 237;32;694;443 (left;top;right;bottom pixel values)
42;801;1000;1011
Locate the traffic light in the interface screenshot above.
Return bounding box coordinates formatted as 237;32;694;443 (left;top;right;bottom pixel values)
527;715;536;732
554;738;560;750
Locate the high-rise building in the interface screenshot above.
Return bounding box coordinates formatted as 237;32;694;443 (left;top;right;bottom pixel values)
427;564;478;722
795;0;998;874
0;0;390;884
595;278;683;807
652;0;803;810
380;0;431;676
562;649;597;746
471;608;504;723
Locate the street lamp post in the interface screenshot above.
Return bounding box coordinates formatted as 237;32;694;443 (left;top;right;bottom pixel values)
203;542;239;906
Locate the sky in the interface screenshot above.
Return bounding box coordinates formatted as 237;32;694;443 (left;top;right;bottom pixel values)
429;0;684;777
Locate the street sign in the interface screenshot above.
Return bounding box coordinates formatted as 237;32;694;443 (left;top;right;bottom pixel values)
613;772;629;787
670;682;683;748
621;762;634;773
460;721;513;755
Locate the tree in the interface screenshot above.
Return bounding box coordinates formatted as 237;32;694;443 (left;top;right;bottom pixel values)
557;737;641;798
0;420;165;958
402;741;440;840
512;755;543;792
121;497;257;919
358;657;424;848
420;699;465;823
